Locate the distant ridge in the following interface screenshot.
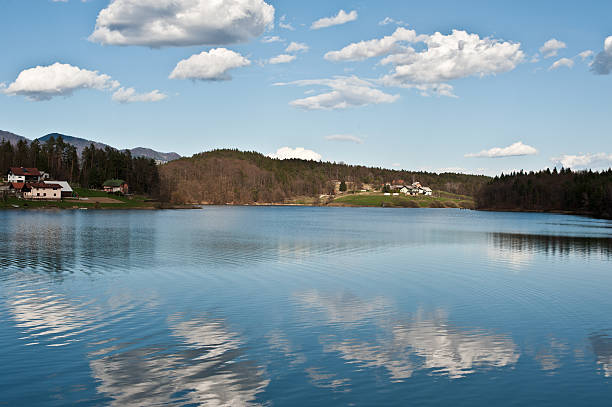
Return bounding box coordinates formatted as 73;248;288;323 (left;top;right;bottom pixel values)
1;130;180;163
0;130;28;145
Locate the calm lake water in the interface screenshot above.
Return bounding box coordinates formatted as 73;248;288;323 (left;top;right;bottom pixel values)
1;207;611;406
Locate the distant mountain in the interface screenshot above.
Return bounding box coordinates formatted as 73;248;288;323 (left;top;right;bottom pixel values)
37;133;109;155
0;130;28;145
130;147;181;164
1;130;181;163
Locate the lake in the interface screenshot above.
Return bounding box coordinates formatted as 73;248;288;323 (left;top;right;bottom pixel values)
1;207;611;406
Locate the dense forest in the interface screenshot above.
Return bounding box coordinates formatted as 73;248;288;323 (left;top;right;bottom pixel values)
1;136;160;195
476;168;612;219
159;149;489;204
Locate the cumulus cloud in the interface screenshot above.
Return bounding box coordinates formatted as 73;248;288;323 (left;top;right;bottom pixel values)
591;36;612;75
268;54;296;64
579;50;594;60
2;62;119;101
274;76;399;110
325;27;418;62
112;87;167;103
539;38;567;58
552;153;612;170
325;134;364;144
262;35;283;43
548;57;574;70
89;0;275;47
311;10;357;30
465;141;538;158
285;42;309;53
380;30;525;86
169;48;250;81
268;147;322;161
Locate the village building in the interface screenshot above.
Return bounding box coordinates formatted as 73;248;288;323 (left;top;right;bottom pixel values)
44;180;73;198
7;167;42;183
20;182;62;200
103;179;129;194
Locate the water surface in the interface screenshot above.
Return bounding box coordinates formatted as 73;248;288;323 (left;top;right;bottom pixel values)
1;208;611;406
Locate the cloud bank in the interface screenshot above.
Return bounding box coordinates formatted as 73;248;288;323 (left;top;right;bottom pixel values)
268;147;322;161
552;153;612;169
169;48;251;80
89;0;275;47
311;10;357;30
466;141;538;158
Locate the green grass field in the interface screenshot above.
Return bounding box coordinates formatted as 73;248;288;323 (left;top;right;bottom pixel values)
0;188;156;210
330;192;475;209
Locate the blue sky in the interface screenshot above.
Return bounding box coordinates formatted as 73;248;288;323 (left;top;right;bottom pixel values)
0;0;610;175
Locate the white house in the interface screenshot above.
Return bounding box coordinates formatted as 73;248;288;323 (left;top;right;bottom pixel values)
7;167;42;183
422;187;433;196
23;182;62;200
44;180;73;198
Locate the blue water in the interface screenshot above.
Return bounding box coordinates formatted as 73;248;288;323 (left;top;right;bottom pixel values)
0;207;611;406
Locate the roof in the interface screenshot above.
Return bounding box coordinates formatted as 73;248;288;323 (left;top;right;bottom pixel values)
9;167;41;176
103;179;127;187
27;182;61;189
44;180;73;192
9;182;26;190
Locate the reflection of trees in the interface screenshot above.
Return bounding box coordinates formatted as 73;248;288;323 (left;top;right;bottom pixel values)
488;232;612;259
90;317;269;406
297;291;519;380
590;332;612;377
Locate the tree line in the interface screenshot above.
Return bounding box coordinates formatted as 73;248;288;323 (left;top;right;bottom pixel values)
476;168;612;219
1;136;160;195
159;149;490;204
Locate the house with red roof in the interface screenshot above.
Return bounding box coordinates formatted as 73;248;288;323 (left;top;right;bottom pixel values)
7;167;42;183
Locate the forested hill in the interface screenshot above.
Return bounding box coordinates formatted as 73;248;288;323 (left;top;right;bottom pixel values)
159;149;490;204
476;169;612;219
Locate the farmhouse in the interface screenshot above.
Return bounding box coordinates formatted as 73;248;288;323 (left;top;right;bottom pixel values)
44;180;73;198
7;167;42;183
22;182;62;200
103;179;129;194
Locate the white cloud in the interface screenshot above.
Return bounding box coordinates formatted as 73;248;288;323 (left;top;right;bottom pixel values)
3;62;119;101
325;134;364;144
311;10;357;30
275;76;399;110
549;57;574;71
591;36;612;75
378;17;405;26
285;42;309;53
89;0;275;47
578;50;594;60
262;35;283;43
169;48;251;81
278;14;294;31
268;147;322;161
552;153;612;169
112;87;167;103
380;30;525;86
539;38;567;58
325;27;418;62
268;54;296;64
324;27;417;62
465;141;538;158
